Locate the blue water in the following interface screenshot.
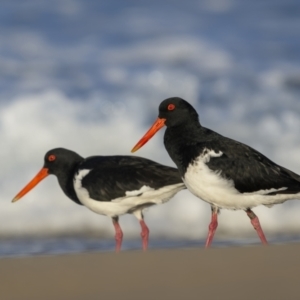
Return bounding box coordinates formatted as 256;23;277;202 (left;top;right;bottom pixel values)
0;0;300;256
1;235;300;257
1;0;299;99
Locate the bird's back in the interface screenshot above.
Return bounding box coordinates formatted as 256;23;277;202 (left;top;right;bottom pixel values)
177;126;300;195
77;155;184;201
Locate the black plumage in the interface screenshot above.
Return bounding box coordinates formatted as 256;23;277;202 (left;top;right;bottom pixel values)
79;155;183;201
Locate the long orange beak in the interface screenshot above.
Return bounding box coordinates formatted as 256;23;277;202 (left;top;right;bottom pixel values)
131;118;166;153
12;168;49;203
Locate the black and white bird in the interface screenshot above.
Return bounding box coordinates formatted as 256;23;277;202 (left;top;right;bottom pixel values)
12;148;185;252
132;97;300;247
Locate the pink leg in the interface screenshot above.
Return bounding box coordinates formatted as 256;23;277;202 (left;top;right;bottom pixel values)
205;206;219;248
139;219;149;251
112;217;123;252
246;209;268;245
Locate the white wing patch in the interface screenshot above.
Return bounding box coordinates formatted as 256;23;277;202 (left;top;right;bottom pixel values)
244;187;288;195
199;148;223;164
125;185;154;196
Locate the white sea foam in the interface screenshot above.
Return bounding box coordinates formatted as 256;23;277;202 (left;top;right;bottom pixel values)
0;0;300;240
1;84;300;240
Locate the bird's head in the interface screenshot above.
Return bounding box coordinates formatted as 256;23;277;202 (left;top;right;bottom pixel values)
131;97;198;152
12;148;82;203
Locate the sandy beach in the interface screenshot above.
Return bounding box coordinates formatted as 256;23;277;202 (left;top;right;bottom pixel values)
1;243;300;300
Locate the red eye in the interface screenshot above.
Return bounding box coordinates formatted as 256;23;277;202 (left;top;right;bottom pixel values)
167;104;175;111
48;155;56;162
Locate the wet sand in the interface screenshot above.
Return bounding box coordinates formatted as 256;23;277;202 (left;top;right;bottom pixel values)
1;244;300;300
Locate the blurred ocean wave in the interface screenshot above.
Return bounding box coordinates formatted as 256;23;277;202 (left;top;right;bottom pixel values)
0;0;300;255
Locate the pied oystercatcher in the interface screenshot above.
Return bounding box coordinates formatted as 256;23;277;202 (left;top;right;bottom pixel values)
12;148;185;251
132;97;300;247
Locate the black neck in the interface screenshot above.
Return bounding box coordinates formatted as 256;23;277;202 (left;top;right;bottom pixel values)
163;122;211;175
55;160;83;205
